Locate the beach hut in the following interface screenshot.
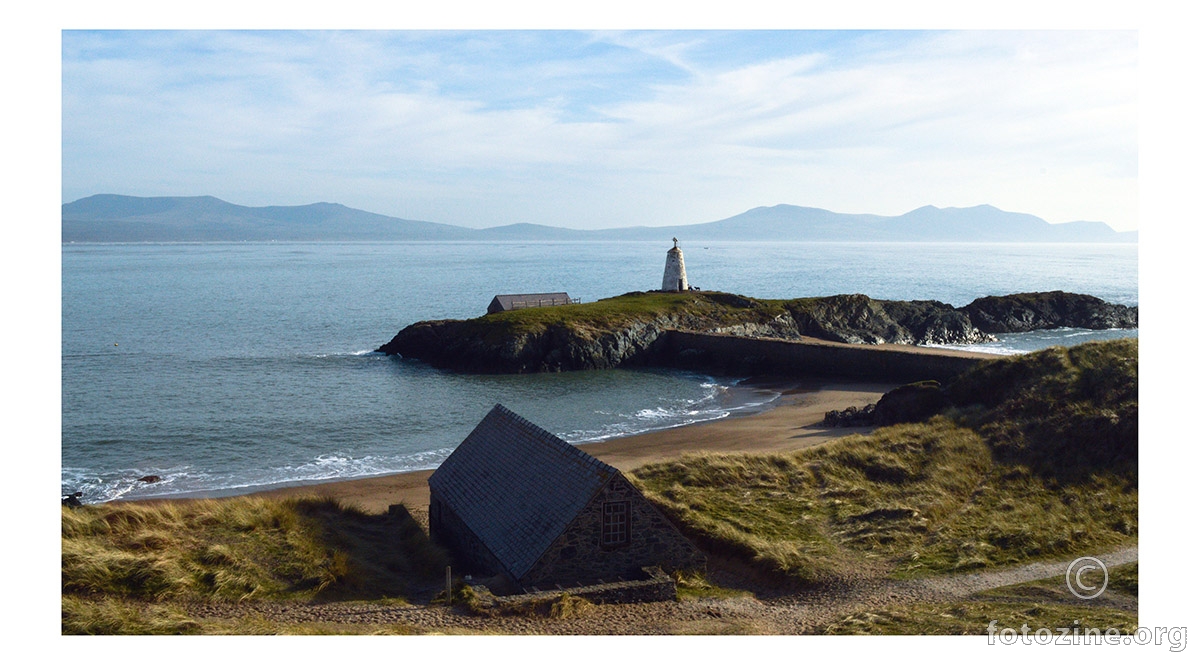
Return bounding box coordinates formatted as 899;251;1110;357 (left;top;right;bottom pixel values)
428;404;705;590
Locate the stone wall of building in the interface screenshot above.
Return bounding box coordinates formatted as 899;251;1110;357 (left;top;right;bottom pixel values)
495;567;677;603
520;474;706;588
661;247;688;292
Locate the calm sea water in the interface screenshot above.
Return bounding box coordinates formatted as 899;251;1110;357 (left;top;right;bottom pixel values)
62;241;1138;503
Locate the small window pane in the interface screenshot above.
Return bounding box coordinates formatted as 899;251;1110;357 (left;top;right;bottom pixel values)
602;501;630;546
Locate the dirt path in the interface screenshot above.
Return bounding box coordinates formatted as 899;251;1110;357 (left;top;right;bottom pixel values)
728;545;1139;634
181;546;1137;635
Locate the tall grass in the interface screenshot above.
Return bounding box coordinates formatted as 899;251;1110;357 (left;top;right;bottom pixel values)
634;339;1138;585
62;496;447;604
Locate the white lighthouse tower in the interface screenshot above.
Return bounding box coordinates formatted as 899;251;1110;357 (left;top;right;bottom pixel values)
661;238;689;292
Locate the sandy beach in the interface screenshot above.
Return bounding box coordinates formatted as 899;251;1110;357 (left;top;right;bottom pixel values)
248;379;894;514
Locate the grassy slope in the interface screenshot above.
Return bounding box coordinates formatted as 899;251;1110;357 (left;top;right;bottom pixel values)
61;496;448;634
633;339;1138;585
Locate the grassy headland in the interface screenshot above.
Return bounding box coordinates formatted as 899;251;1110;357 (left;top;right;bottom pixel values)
438;291;788;342
378;289;1133;373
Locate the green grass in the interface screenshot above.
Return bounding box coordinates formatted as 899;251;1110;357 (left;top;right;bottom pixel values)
62;495;448;633
818;599;1137;636
948;338;1138;479
673;570;754;600
465;290;938;341
634;339;1138;585
1109;562;1139;596
468;290;789;339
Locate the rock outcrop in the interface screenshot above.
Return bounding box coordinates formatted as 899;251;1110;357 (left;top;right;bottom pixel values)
872;381;949;425
377;291;1137;374
786;295;990;345
379;311;710;374
823;381;949;427
961;291;1138;333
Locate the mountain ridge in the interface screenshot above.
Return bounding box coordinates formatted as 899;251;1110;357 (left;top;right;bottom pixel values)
62;194;1138;243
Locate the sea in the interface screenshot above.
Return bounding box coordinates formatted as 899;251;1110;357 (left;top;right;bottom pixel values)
62;241;1138;503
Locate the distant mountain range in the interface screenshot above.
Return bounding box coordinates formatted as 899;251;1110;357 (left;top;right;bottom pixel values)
62;194;1138;243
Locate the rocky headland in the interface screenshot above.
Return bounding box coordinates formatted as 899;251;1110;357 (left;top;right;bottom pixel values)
376;290;1137;374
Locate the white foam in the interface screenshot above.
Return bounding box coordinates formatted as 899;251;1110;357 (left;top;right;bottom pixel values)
63;448;457;504
560;380;779;444
927;327;1137;356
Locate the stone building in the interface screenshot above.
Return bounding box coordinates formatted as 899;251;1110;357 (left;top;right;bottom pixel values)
487;292;577;315
661;238;688;291
428;404;705;590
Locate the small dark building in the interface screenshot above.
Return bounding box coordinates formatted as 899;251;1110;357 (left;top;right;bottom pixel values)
428;404;705;590
487;292;576;315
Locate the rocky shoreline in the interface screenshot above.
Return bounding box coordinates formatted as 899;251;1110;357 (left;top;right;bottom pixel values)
377;290;1137;374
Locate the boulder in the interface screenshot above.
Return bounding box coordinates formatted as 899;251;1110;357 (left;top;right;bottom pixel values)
823;403;876;427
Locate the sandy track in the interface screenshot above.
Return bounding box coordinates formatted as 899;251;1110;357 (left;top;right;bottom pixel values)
180;546;1137;635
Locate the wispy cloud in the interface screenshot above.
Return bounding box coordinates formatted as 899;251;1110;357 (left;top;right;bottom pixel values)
62;30;1137;230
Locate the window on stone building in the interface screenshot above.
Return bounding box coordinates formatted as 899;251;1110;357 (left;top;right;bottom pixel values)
602;501;631;547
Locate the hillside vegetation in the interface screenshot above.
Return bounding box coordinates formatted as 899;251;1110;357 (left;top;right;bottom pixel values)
61;497;447;633
633;339;1138;585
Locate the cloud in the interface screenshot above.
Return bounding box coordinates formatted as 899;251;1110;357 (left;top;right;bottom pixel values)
61;30;1138;230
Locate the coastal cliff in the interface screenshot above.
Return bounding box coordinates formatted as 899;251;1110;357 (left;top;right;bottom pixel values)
376;291;1137;374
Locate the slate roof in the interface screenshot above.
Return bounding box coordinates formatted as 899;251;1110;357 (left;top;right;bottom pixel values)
489;292;572;313
429;404;618;581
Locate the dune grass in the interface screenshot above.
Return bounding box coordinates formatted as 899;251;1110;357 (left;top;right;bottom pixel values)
62;495;448;633
819;598;1137;636
61;596;204;635
60;596;426;635
634;339;1138;585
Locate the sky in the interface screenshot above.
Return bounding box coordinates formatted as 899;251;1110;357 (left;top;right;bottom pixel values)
61;29;1139;231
